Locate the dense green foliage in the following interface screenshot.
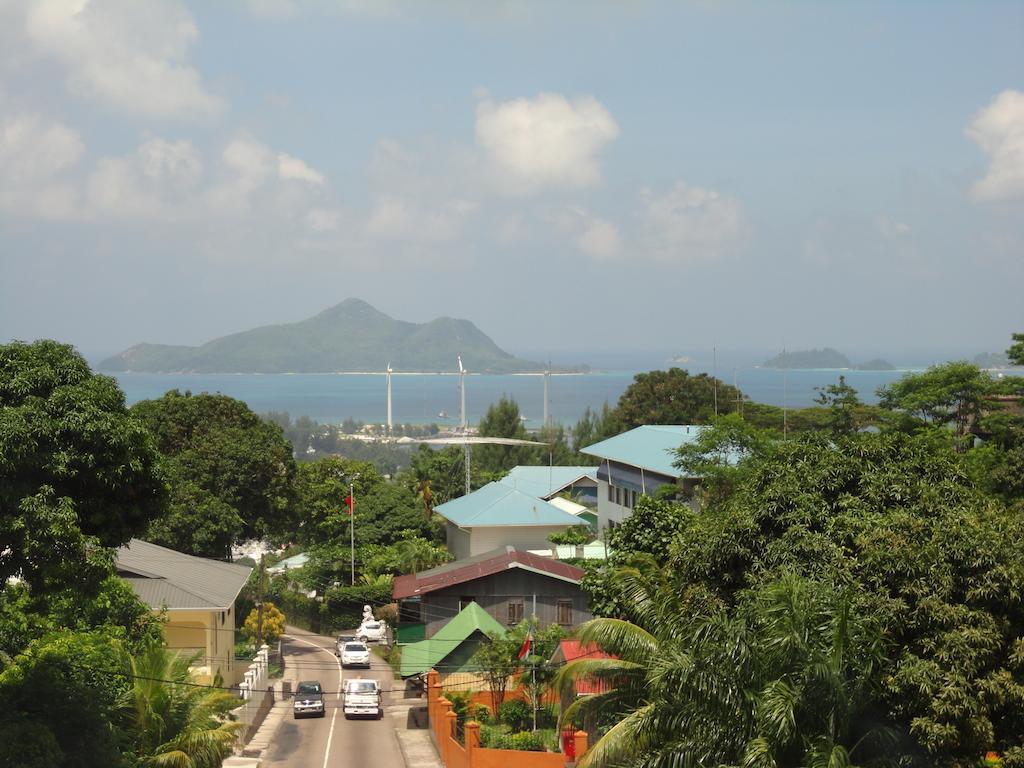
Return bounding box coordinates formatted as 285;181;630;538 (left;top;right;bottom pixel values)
0;340;167;593
1007;333;1024;366
580;414;1024;767
131;390;297;557
614;368;743;429
475;395;531;476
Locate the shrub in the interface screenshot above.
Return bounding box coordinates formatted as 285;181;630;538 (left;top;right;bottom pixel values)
498;699;532;731
242;602;285;643
478;725;554;751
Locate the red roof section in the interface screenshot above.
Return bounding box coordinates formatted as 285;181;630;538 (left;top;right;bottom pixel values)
553;640;612;695
393;547;585;600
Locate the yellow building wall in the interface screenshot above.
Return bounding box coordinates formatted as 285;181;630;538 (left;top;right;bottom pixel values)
164;604;241;686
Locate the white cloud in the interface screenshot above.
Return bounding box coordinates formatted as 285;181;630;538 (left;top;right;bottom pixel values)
475;92;619;193
0;113;83;218
639;181;745;263
278;152;325;184
577;216;621;260
306;207;340;232
967;89;1024;202
365;196;477;243
23;0;222;120
86;137;202;218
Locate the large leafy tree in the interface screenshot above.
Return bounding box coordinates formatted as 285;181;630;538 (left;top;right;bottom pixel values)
877;362;994;448
668;428;1024;764
614;368;743;430
131;390;296;557
0;340;167;594
475;395;529;476
0;630;131;768
1007;333;1024;366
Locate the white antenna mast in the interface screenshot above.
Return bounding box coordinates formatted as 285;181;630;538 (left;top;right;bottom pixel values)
543;365;550;429
458;355;470;494
386;363;393;437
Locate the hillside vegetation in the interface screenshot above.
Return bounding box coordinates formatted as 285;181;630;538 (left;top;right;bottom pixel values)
99;298;568;374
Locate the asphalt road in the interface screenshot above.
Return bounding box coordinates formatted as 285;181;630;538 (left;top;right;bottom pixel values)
262;628;408;768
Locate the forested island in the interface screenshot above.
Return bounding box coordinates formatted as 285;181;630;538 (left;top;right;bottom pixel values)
761;347;894;370
99;298;584;374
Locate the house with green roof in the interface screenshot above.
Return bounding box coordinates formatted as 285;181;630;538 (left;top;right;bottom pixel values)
581;425;711;532
434;481;587;560
399;601;506;681
393;547;591;643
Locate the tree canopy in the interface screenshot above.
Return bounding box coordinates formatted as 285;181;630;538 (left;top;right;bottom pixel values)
615;368;743;429
0;340;167;593
131;390;296;557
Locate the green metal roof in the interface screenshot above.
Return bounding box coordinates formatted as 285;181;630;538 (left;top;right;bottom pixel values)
498;465;598;500
399;601;506;677
434;482;584;528
581;425;707;477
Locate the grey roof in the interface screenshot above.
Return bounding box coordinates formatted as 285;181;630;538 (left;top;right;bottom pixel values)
116;539;252;611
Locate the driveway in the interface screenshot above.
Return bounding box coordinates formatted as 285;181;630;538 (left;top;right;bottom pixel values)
261;627;409;768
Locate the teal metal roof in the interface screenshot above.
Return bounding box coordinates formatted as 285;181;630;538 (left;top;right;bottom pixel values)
581;425;707;477
434;482;584;528
498;465;598;499
399;601;506;677
267;552;308;574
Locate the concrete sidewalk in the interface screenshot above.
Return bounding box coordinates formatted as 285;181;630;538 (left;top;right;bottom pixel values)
395;730;443;768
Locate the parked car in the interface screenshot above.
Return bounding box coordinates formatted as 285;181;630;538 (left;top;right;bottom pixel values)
357;620;386;644
340;641;371;669
343;677;383;719
293;680;325;719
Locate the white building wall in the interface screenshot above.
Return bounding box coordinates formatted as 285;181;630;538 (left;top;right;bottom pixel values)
468;525;573;557
595;478;634;533
446;521;472;560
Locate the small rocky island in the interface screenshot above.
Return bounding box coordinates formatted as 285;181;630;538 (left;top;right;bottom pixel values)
761;348;894;370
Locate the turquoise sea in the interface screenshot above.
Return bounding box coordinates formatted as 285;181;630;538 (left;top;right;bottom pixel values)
113;368;909;429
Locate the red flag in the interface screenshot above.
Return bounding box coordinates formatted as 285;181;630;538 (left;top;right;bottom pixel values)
517;631;533;660
343;495;354;516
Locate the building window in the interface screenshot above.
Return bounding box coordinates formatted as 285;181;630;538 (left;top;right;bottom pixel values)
557;600;573;626
607;484;614;502
508;598;524;625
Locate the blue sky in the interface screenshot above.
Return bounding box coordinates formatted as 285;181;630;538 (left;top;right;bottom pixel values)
1;0;1021;367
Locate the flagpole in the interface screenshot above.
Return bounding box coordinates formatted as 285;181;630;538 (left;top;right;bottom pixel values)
349;480;355;586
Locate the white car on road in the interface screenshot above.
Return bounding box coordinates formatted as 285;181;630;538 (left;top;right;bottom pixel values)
340;641;371;669
343;678;383;719
358;620;387;644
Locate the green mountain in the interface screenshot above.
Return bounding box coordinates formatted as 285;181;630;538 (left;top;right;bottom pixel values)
99;299;567;374
761;348;852;369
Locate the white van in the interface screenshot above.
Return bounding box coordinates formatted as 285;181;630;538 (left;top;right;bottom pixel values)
343;678;383;719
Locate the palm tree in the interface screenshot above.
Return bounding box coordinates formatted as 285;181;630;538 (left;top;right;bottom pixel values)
120;644;242;768
558;569;902;768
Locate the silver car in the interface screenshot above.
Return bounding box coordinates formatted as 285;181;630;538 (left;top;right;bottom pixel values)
340;641;371;669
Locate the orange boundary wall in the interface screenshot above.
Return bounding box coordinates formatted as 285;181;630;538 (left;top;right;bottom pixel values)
427;670;588;768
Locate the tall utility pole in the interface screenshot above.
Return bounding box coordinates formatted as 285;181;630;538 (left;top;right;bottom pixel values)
713;346;718;416
255;553;267;647
386;363;393;436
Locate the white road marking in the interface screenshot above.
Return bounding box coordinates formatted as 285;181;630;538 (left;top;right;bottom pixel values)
288;634;343;768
